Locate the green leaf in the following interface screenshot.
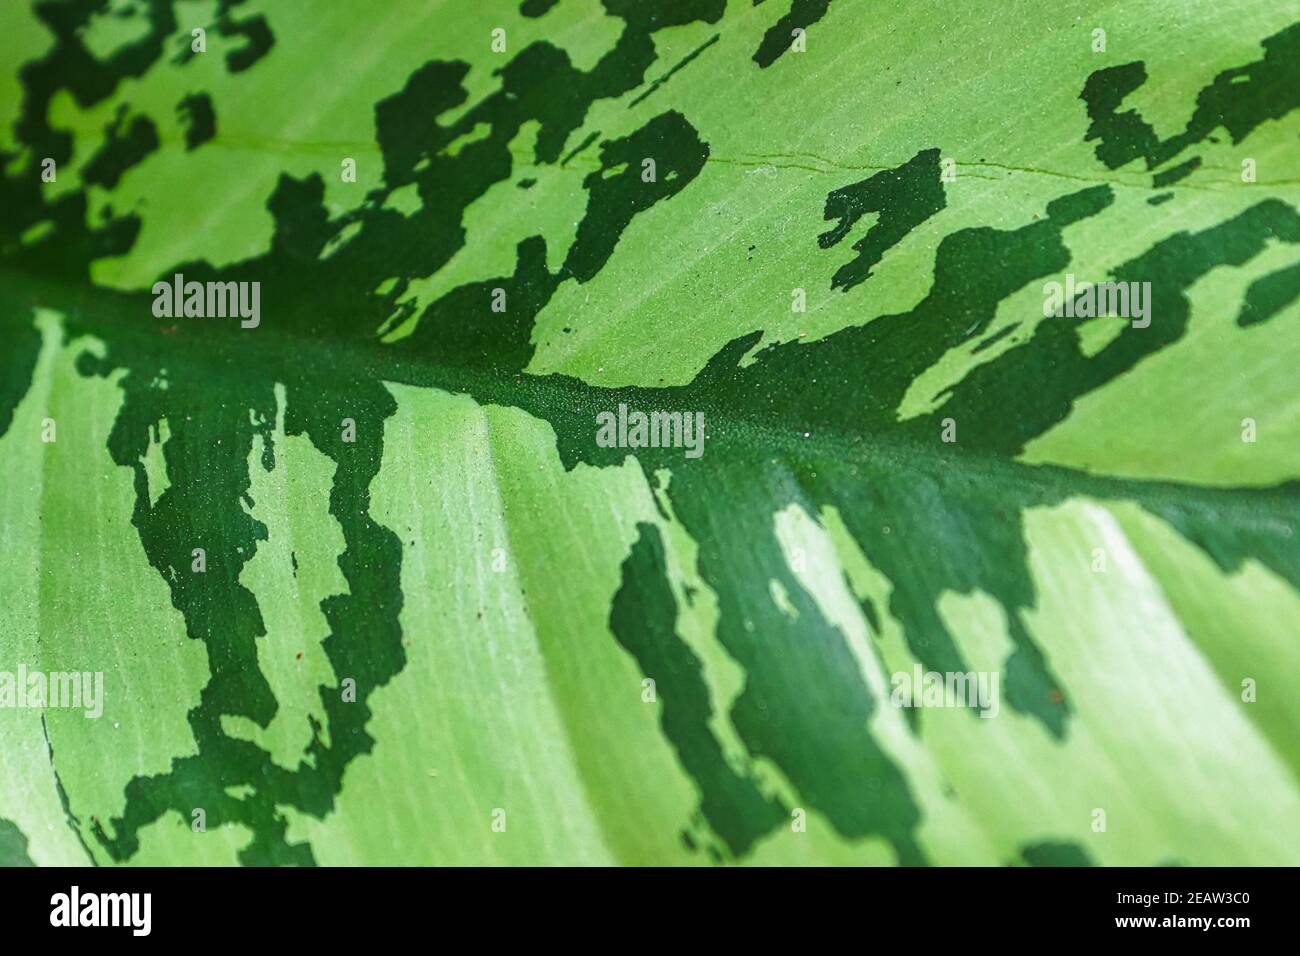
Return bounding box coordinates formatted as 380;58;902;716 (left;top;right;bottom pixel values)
1;0;1297;866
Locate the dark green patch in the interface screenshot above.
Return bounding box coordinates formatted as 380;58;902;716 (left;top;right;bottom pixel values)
177;92;216;151
1020;840;1095;866
83;106;159;189
0;818;37;867
819;148;946;292
520;0;560;17
1151;156;1200;187
1236;259;1300;327
752;0;832;68
609;523;786;857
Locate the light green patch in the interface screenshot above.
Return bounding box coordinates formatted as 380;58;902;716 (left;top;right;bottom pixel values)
381;182;421;217
1076;315;1128;357
1109;501;1300;776
319;220;362;260
141;417;171;508
81;1;157;63
767;578;798;619
913;498;1300;865
229;383;339;768
19;221;55;247
0;311;92;865
0;3;51;152
287;384;643;864
4;314;210;862
128;810;252;866
444;122;490;158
